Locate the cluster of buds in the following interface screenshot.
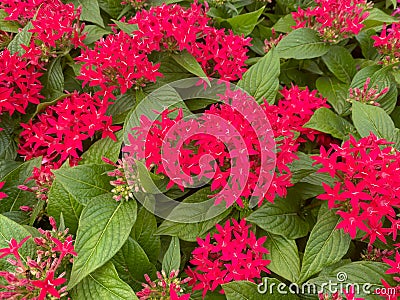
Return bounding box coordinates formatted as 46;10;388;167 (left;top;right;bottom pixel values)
103;155;146;202
0;217;76;299
136;270;191;300
361;244;395;262
347;77;389;106
0;31;12;50
264;29;285;53
318;286;359;300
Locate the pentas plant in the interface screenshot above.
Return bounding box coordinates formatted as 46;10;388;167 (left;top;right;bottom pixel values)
0;0;400;299
0;217;76;299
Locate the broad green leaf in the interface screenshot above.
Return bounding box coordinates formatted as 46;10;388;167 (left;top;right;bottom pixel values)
226;6;265;36
0;129;17;160
130;207;160;263
265;232;300;283
83;25;111;44
316;77;350;115
2;211;30;225
352;101;398;146
47;180;83;235
71;0;104;27
112;19;138;34
80;132;123;165
71;262;138;300
238;48;280;104
364;8;398;28
0;9;20;33
356;29;379;60
52;164;113;205
304;107;357;140
322;46;356;83
276;28;330;59
223;280;299;300
162;236;180;274
306;261;396;299
273;14;295;33
156;187;232;242
247;186;310;239
112;237;157;290
40;57;64;100
68;193;137;289
98;0;124;19
8;22;33;55
106;92;135;124
0;214;36;269
299;208;351;283
171;50;210;85
0;157;41;213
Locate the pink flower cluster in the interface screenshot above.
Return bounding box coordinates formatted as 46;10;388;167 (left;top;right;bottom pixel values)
372;22;400;65
0;49;43;116
186;219;270;297
312;133;400;245
0;217;76;300
18;92;120;166
77;2;250;99
137;270;191;300
292;0;371;42
0;0;46;26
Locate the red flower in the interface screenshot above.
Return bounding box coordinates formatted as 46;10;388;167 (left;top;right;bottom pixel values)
0;236;30;261
372;22;400;65
170;286;190;300
186;219;270;297
51;236;77;257
31;271;66;300
0;181;7;200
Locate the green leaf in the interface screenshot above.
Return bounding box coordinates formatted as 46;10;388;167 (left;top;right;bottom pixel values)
352;101;398;146
80;132;123;165
0;129;17;160
364;8;398;28
247;187;310;239
7;22;33;55
238;48;280;104
276;28;330;59
321;46;356;83
265;232;300;283
130;207;160;263
0;9;20;33
68;193;137;289
98;0;124;19
82;25;111;44
171;50;210;85
0;157;41;213
304;107;356;140
47;180;83;235
273;14;296;33
226;6;265;36
316;77;350;115
71;262;138;300
156;187;232;242
40;57;64;100
111;19;138;34
112;237;157;290
162;236;180;274
298;208;351;283
0;214;36;269
356;29;379;60
52;164;113;205
306;261;396;299
71;0;104;27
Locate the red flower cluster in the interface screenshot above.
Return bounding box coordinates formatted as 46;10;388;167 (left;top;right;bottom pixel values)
186;219;270;297
137;270;191;300
22;1;85;67
18;92;120;166
0;0;46;26
312;133;400;245
372;22;400;65
292;0;371;42
381;251;400;299
77;2;250;98
0;217;76;300
0;49;43;116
